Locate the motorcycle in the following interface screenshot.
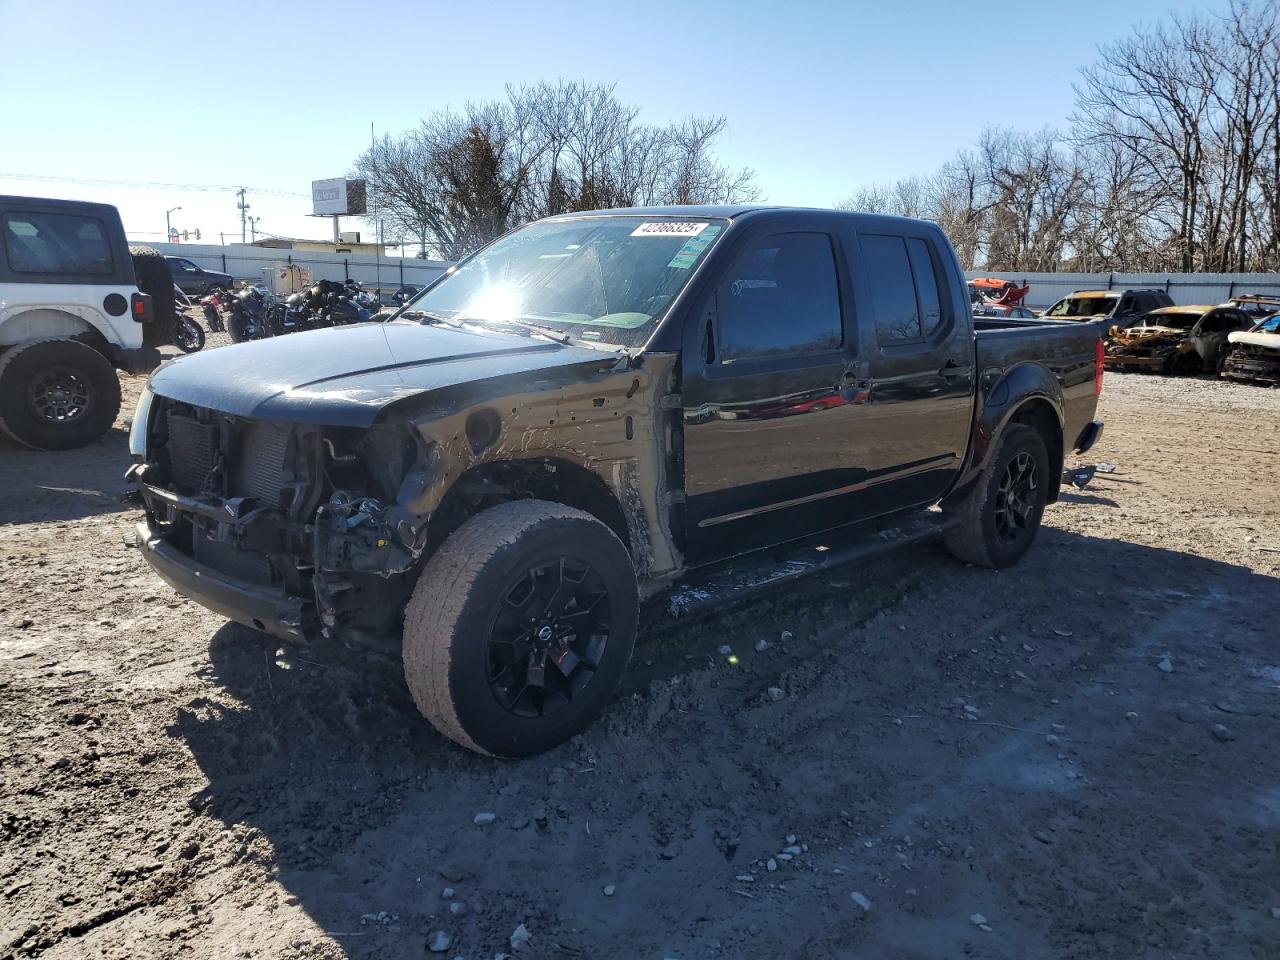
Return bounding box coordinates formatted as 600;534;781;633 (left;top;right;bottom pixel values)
224;286;275;342
172;286;206;353
198;290;228;334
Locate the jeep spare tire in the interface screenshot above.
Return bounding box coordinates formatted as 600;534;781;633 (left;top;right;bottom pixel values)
0;338;122;450
403;500;638;757
128;244;176;348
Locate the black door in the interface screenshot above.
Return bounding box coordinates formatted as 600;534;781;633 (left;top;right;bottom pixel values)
849;231;974;509
682;228;866;561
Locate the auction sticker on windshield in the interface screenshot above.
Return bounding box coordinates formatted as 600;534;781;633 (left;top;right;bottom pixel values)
631;221;710;238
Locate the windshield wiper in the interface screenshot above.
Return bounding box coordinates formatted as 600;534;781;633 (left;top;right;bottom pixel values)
457;316;574;345
399;309;458;327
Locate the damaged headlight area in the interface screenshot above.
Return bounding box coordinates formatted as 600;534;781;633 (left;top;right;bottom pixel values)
313;492;424;576
131;397;436;639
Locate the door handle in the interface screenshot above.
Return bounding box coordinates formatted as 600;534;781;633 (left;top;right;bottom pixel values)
939;359;970;380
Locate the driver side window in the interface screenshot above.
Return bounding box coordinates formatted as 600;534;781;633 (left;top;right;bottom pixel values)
716;232;842;364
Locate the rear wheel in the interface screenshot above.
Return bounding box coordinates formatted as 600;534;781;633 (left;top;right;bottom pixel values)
403;500;638;757
0;338;122;450
943;423;1049;568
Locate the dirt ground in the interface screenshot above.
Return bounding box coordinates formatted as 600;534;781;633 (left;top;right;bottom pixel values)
2;364;1278;960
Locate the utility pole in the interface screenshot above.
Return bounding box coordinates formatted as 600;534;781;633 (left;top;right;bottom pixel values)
371;121;381;295
236;188;250;244
249;216;261;242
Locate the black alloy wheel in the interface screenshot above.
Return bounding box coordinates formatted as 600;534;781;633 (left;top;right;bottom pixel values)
993;450;1039;546
28;364;94;424
487;557;612;718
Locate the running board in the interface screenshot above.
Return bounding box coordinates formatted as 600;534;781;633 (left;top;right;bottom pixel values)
658;511;955;620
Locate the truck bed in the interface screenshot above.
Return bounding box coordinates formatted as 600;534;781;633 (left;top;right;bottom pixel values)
973;315;1103;457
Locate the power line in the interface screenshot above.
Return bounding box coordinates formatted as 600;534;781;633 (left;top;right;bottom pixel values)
0;172;308;199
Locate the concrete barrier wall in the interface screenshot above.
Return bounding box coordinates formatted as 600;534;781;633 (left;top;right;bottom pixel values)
150;242;450;293
965;271;1280;309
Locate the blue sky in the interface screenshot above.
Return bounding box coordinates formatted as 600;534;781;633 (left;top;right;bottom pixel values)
0;0;1226;245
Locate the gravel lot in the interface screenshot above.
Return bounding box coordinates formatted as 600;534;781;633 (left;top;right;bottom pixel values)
1;363;1278;959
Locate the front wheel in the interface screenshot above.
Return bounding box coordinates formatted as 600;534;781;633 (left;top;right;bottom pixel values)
403;500;638;757
226;310;252;343
943;423;1050;568
174;315;206;353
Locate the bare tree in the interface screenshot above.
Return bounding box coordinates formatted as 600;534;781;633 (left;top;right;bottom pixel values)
836;2;1280;273
354;82;760;259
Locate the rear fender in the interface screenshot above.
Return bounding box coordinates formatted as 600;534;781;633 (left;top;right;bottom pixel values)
949;361;1065;500
0;306;121;350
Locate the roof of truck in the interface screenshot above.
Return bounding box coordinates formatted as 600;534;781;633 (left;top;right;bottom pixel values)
545;205;765;220
542;205;943;224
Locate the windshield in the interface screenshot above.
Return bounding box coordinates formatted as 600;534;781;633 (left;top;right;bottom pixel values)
1136;311;1198;330
1045;295;1119;319
1257;314;1280;333
403;216;728;348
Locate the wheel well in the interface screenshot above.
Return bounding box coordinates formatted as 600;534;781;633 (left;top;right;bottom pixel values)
1010;400;1063;503
0;308;98;349
428;457;632;559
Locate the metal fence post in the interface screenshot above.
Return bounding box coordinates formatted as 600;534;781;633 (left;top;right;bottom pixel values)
1107;273;1114;290
344;258;349;281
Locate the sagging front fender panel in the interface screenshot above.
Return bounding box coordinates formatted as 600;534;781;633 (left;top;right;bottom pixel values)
405;352;683;589
950;360;1065;496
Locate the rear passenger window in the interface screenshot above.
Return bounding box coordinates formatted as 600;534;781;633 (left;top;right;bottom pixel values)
861;234;947;344
906;238;944;337
717;232;842;363
3;212;113;276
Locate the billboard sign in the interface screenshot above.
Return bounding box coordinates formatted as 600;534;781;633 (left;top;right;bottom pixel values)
311;178;367;216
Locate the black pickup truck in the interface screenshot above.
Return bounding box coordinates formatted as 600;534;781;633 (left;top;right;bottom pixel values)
128;206;1103;756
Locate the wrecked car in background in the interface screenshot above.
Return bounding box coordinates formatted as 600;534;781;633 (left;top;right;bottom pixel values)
1104;304;1253;375
1043;288;1173;331
1221;310;1280;386
127;205;1103;758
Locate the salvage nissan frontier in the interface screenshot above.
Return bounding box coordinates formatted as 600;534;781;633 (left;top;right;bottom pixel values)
128;206;1104;757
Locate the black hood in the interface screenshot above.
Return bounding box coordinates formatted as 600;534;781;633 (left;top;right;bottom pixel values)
148;320;614;426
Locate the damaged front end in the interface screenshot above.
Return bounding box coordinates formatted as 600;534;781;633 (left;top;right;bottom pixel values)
129;398;433;641
1221;337;1280;386
1103;328;1193;374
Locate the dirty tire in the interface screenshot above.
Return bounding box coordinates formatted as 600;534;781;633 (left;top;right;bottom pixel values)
943;423;1049;569
0;338;121;450
403;500;638;758
128;245;176;348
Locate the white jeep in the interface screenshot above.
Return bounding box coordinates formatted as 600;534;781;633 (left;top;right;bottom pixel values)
0;195;164;449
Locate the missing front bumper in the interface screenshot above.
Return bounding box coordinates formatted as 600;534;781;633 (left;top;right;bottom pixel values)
132;521;309;640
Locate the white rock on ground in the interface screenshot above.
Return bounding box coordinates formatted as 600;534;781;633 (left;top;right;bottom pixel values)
849;891;872;911
427;930;452;953
473;812;497;826
510;923;533;951
767;687;785;702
